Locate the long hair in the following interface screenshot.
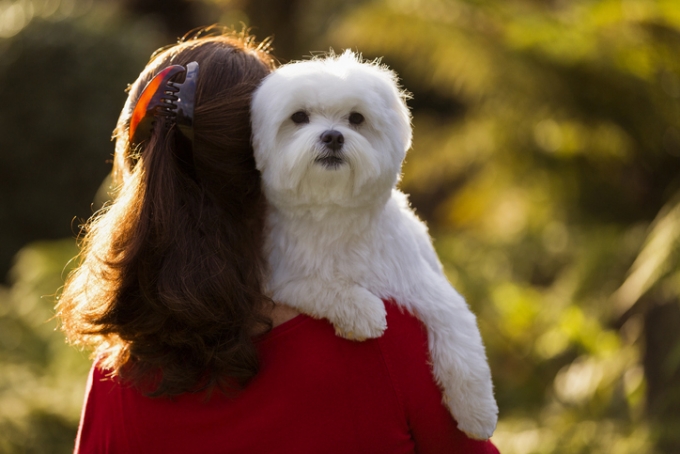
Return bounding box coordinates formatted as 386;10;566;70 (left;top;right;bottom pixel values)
57;30;276;396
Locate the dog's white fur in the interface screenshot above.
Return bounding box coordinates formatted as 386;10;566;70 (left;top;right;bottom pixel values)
251;51;498;439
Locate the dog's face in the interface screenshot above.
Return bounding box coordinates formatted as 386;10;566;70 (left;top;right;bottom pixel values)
251;51;412;210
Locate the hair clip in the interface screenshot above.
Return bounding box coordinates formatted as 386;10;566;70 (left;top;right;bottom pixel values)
129;61;200;150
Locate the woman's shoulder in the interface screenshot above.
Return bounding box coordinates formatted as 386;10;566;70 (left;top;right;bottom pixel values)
382;301;428;339
378;301;431;372
75;360;132;453
378;301;501;454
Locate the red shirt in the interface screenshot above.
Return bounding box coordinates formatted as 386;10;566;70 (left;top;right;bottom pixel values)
75;302;500;453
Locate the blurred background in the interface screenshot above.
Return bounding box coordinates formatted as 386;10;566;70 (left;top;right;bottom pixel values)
0;0;679;452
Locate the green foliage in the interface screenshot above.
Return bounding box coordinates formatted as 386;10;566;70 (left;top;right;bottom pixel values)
327;0;680;452
0;0;164;279
0;239;89;453
3;0;680;452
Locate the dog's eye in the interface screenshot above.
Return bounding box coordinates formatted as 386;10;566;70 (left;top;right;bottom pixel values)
349;112;364;125
291;111;310;124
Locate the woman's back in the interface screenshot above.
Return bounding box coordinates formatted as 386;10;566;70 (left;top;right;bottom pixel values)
76;302;499;454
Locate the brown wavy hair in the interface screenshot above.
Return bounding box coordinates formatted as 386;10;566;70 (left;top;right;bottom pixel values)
57;30;276;396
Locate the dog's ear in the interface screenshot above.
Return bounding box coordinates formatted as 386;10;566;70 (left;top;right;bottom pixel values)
351;55;412;153
373;64;412;154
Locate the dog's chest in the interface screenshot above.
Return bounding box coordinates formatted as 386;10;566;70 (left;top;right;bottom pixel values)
266;209;414;293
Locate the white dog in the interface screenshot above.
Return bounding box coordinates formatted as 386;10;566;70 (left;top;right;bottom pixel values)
251;51;498;440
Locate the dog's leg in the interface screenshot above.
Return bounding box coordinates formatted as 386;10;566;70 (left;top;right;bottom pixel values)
405;269;498;440
271;277;387;340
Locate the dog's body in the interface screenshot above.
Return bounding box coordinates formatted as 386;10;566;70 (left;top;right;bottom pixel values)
251;51;498;439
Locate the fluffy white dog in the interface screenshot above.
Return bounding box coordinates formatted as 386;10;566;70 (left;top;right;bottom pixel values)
251;51;498;440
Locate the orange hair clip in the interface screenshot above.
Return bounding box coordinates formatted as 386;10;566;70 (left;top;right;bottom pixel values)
129;61;199;150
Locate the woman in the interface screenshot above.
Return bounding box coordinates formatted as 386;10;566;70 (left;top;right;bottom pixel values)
58;30;500;453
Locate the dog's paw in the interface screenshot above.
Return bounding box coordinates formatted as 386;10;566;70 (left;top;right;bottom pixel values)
445;393;498;440
331;286;386;341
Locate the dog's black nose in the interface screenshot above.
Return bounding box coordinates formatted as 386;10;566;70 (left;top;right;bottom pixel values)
321;130;344;151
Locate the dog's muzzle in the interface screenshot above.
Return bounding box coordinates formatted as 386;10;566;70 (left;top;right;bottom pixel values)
316;130;345;168
321;130;344;151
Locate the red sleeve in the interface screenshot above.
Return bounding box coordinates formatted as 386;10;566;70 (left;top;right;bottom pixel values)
379;302;500;454
74;363;131;454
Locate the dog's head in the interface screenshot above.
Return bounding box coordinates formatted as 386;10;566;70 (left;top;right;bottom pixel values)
251;51;412;211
